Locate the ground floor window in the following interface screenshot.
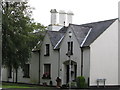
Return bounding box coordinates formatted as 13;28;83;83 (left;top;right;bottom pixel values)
42;64;51;79
23;64;30;78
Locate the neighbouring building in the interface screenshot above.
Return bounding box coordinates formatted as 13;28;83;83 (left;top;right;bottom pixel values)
2;9;120;87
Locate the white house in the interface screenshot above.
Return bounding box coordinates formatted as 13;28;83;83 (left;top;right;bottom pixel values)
2;9;119;87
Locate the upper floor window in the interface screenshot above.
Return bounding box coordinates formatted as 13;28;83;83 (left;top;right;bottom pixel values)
44;44;50;56
68;41;73;55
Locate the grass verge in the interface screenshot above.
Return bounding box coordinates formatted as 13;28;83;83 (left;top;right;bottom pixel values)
2;82;53;89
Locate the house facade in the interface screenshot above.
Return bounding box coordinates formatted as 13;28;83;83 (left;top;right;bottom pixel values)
2;9;119;87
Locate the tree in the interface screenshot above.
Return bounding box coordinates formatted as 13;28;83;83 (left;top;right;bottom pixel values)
2;1;46;82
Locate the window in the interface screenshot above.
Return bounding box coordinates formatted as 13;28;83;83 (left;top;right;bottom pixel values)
23;64;30;78
44;44;50;56
8;66;12;78
68;41;73;55
42;64;51;79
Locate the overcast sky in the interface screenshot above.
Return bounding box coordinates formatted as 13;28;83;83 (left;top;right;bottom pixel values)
28;0;119;26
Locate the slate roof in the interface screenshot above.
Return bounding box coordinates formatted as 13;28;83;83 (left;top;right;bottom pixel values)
47;18;117;49
69;24;90;46
47;31;65;48
59;26;68;33
81;18;117;47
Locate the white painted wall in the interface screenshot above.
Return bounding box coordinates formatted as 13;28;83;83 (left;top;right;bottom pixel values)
2;52;40;84
40;33;59;85
83;47;90;84
118;19;120;85
2;68;8;81
59;27;81;84
118;3;120;84
17;67;30;83
90;20;118;86
2;67;31;83
30;52;39;84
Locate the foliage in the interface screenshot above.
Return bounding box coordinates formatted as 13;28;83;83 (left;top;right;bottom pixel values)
76;76;87;88
2;1;46;82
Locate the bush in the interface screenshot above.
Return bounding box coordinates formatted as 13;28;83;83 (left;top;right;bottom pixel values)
76;76;86;88
70;82;77;88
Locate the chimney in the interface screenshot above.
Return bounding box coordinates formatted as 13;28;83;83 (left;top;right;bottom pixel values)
59;10;66;26
50;9;58;25
67;11;74;26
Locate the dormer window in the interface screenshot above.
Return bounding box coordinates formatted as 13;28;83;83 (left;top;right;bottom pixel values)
44;44;50;56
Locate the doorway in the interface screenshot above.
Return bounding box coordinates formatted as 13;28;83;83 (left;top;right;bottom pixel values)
64;60;77;84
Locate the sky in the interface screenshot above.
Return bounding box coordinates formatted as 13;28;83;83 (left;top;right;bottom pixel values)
28;0;119;26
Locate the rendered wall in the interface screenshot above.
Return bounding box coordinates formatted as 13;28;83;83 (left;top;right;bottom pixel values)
90;20;118;86
118;2;120;85
83;47;90;84
40;34;59;85
59;27;81;84
30;52;39;84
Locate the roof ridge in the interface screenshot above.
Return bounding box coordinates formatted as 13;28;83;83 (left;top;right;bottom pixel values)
81;18;117;25
69;18;117;26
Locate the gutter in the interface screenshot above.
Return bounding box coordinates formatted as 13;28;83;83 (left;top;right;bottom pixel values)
81;48;83;76
58;49;60;77
38;50;40;84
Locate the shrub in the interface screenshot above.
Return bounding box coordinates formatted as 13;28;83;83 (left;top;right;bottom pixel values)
76;76;86;88
70;82;77;88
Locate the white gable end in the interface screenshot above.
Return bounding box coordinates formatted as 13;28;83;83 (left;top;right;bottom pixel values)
90;20;118;86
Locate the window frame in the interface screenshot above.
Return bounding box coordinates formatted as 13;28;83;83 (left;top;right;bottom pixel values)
42;64;51;79
67;41;73;55
44;44;50;56
23;64;30;78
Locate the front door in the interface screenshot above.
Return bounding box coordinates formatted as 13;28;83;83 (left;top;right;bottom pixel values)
66;65;69;83
66;64;77;84
64;60;77;84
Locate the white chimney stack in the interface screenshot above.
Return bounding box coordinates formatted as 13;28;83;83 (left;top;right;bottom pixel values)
59;10;66;26
67;11;74;26
48;9;74;31
50;9;58;25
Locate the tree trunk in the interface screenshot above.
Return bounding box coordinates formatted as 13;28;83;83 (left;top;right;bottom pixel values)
13;68;14;82
15;68;18;83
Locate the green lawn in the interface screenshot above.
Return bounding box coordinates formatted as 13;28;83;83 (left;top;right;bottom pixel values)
2;82;54;89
